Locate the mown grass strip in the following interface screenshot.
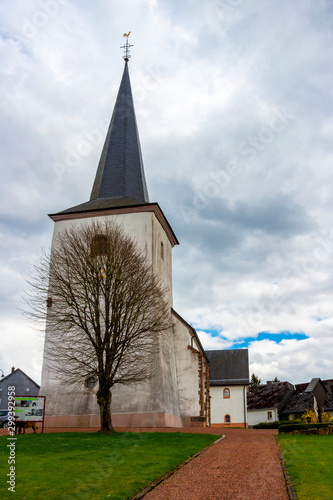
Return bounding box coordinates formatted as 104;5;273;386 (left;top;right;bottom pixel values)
279;434;333;500
0;431;220;500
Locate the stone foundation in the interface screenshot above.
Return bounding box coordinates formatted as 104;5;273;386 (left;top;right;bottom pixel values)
211;422;247;428
44;412;186;428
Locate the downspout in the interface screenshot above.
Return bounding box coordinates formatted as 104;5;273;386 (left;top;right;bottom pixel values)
243;386;247;428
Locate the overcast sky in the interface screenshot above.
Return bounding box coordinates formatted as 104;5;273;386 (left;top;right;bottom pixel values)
1;0;333;387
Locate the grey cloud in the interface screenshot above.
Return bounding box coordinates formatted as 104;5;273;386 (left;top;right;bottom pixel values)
0;0;333;383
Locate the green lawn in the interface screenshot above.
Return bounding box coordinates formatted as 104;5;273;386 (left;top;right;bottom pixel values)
0;431;220;499
279;434;333;500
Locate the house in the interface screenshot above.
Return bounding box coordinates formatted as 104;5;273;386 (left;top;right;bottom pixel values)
206;349;249;427
247;378;333;425
279;378;333;421
39;39;210;428
247;381;294;426
0;367;40;409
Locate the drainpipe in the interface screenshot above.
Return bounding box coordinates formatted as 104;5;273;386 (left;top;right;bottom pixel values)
243;386;247;428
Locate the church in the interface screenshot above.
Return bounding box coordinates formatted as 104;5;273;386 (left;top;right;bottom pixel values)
39;39;211;428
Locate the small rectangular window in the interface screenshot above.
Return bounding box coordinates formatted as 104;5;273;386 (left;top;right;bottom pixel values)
161;242;164;261
267;411;272;420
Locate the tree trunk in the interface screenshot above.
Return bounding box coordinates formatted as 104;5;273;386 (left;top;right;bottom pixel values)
97;385;115;432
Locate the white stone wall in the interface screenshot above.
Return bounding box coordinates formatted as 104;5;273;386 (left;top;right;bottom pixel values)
172;317;201;419
210;385;247;425
40;210;181;421
247;408;278;426
51;211;173;305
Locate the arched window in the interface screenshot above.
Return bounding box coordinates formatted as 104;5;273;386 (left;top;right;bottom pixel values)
223;388;230;399
91;235;109;257
224;414;231;424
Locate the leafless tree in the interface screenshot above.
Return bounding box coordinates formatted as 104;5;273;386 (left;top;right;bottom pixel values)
25;219;170;432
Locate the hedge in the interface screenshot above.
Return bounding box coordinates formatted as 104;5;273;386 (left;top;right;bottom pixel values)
278;423;330;433
252;421;289;429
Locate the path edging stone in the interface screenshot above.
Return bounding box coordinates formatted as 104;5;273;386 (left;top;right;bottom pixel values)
131;435;226;499
275;435;297;500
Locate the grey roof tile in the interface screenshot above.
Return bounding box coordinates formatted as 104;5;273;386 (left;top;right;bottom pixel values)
0;368;40;389
280;391;314;414
54;61;149;216
281;378;333;414
55;197;147;215
248;379;333;415
206;349;249;385
90;61;148;204
247;381;294;410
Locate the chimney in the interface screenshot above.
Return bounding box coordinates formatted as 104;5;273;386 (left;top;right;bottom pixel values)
11;366;15;373
266;381;272;390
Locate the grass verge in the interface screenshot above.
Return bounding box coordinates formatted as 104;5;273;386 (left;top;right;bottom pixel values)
0;431;220;499
279;434;333;500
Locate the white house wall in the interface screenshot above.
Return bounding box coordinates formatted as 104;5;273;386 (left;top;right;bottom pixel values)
247;408;279;426
210;385;247;427
172;317;201;421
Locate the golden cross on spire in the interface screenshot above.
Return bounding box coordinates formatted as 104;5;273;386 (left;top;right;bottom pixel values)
121;32;133;61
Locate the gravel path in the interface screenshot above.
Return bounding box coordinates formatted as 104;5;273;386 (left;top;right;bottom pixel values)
142;428;288;500
0;426;288;499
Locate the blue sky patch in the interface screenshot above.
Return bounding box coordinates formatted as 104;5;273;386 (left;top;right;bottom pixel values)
199;329;221;338
235;332;309;348
199;330;309;349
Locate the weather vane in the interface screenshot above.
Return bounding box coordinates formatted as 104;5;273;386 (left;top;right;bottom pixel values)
121;32;133;61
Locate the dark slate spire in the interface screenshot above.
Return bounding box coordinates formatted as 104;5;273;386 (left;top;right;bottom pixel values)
90;61;149;204
56;60;149;215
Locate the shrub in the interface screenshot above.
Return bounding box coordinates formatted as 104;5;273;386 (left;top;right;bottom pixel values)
278;423;330;433
252;421;289;429
300;409;333;424
300;409;318;423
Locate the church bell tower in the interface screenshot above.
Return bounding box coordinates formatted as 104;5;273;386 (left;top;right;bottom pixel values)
39;35;185;428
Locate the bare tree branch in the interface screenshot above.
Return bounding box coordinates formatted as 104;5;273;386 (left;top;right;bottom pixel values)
24;219;170;431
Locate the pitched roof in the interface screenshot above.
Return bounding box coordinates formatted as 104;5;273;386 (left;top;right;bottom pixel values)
55;61;149;216
49;202;179;247
55;197;148;215
281;378;333;414
0;368;40;389
322;379;333;410
205;349;249;386
279;389;314;414
171;309;209;362
247;381;294;410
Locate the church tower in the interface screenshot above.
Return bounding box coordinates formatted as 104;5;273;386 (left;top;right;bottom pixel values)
40;38;210;428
